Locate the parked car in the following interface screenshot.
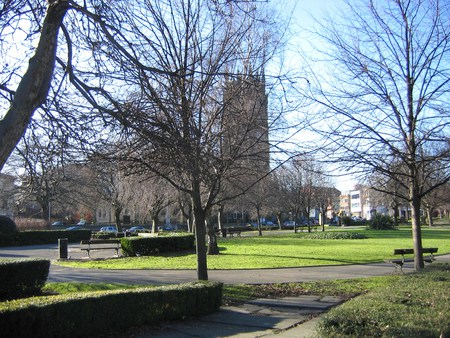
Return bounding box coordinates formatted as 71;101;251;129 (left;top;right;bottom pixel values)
99;226;117;234
283;221;296;227
65;226;84;231
77;220;91;226
125;226;145;233
51;221;67;227
158;225;176;232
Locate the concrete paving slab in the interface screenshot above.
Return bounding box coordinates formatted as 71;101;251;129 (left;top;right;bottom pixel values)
202;308;304;330
134;320;276;338
247;296;342;310
134;296;342;337
264;315;325;338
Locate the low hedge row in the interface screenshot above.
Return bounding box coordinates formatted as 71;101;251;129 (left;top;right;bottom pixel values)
121;233;195;256
0;281;223;338
0;259;50;300
303;232;368;240
0;230;91;247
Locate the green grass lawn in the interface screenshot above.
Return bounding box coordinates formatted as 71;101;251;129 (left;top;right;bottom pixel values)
57;228;450;270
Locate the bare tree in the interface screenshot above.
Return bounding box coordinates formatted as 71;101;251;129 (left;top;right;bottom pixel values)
89;157;138;231
244;178;271;236
130;176;174;233
300;0;450;270
12;125;75;222
277;159;305;232
267;170;289;230
368;169;409;226
90;1;289;280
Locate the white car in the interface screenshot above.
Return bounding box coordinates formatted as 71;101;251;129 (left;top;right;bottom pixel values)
99;226;117;233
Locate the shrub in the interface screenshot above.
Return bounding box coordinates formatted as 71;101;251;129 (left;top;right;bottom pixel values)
121;233;195;256
0;281;222;338
0;216;17;234
341;216;352;226
304;232;367;240
0;259;50;301
369;214;396;230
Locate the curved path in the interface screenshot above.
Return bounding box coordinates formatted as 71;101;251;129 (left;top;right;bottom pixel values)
2;243;448;285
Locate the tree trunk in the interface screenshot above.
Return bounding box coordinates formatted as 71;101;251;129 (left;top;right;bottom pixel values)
276;213;282;230
206;208;219;254
426;209;434;227
207;223;219;255
151;217;158;233
190;180;208;280
42;204;50;223
0;1;69;170
410;193;424;270
217;204;224;231
193;205;208;280
392;203;399;227
114;207;122;231
256;206;262;236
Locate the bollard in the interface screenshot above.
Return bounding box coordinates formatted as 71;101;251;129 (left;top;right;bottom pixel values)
58;238;68;259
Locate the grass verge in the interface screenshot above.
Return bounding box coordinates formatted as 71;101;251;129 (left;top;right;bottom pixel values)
317;263;450;337
55;228;450;269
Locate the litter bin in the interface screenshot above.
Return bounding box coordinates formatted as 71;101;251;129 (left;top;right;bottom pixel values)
58;238;68;259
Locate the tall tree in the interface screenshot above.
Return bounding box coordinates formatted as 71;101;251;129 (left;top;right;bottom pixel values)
90;1;289;280
300;0;450;270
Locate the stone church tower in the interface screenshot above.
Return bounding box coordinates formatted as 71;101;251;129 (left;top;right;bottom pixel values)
222;73;270;175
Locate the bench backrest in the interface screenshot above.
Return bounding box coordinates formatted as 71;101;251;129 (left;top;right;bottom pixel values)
81;239;120;245
393;249;413;255
393;248;438;255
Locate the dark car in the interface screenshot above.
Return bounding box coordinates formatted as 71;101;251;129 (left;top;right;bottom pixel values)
126;226;146;233
66;226;84;231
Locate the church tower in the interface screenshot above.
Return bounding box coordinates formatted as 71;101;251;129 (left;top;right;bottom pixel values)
222;72;270;176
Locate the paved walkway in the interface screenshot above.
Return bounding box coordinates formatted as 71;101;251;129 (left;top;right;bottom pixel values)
1;244;449;337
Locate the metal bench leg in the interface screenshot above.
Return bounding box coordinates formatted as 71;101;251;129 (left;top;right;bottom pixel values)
394;262;404;274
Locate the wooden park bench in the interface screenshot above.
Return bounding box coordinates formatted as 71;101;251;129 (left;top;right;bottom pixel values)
385;248;438;273
80;239;121;258
227;228;241;237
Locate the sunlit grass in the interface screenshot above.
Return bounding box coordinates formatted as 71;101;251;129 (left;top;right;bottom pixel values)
56;228;450;270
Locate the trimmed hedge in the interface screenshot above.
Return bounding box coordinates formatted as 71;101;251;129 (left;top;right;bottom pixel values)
121;233;195;257
0;230;91;247
0;281;223;338
304;232;368;240
0;259;50;300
